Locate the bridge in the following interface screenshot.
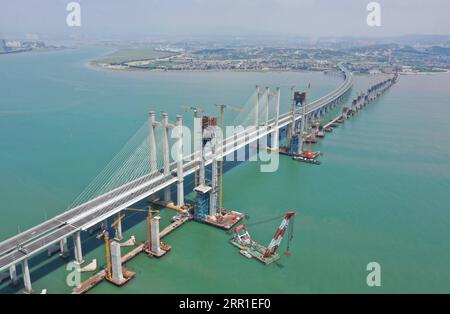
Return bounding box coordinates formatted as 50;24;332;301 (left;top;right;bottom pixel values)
0;63;353;293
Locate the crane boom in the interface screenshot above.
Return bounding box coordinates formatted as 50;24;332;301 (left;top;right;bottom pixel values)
263;211;296;258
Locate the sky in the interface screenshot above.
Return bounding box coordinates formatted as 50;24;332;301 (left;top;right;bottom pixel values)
0;0;449;40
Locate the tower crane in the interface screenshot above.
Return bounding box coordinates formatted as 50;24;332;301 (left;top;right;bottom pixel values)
214;104;242;215
125;207;160;251
97;213;125;281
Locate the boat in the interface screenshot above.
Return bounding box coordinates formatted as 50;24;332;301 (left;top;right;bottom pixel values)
292;149;321;164
293;156;321;165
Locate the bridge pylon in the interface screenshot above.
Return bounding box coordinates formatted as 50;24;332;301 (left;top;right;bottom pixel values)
161;113;172;202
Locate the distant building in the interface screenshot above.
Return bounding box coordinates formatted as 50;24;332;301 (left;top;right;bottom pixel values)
369;68;382;75
6;40;22;48
0;39;6;52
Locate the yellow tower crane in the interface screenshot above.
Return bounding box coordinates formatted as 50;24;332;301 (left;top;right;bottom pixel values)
97;213;125;281
214;104;242;214
125;207;160;251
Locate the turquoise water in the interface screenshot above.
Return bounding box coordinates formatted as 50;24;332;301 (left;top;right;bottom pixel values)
1;48;450;293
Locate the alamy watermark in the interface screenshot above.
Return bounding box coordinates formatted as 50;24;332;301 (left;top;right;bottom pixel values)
65;261;81;288
366;261;381;287
366;2;381;27
66;2;81;27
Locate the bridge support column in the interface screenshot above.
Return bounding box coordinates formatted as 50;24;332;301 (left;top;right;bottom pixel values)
162;113;171;202
175;115;184;207
150;216;161;255
255;85;260;127
110;241;125;284
148;111;158;173
210;159;218;217
9;264;18;286
114;213;123;241
271;87;280;150
73;231;84;264
22;259;33;294
209;131;218;217
264;86;270;127
59;237;69;258
287;86;296;147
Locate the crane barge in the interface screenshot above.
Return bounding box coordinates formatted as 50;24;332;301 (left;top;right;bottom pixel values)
230;211;296;265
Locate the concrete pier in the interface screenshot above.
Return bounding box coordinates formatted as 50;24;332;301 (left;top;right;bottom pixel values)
73;231;84;264
148;111;158;173
110;241;125;284
265;86;270;127
59;237;69;258
9;264;18;286
255;85;260;127
22;259;33;294
162;113;171;202
150;217;161;255
175;115;185;207
272;87;281;150
210;133;218;216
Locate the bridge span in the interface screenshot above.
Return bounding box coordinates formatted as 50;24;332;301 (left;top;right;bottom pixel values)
0;63;353;292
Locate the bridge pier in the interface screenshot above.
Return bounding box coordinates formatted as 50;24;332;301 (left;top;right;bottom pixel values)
73;231;84;264
210;134;218;216
150;216;162;255
162;113;172;202
175;115;185;207
9;264;18;286
59;237;69;258
22;259;33;294
110;241;125;284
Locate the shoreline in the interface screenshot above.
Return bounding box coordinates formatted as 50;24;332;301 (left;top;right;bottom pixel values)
87;60;450;76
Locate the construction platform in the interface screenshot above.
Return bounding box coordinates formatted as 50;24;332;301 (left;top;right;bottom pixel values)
105;268;135;287
229;239;280;265
72;270;106;294
71;216;191;294
199;210;245;230
160;215;191;237
144;242;171;258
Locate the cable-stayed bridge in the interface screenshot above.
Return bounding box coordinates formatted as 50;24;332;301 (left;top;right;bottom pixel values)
0;63;353;292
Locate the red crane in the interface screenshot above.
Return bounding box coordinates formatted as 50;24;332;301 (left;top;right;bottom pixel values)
263;211;296;258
